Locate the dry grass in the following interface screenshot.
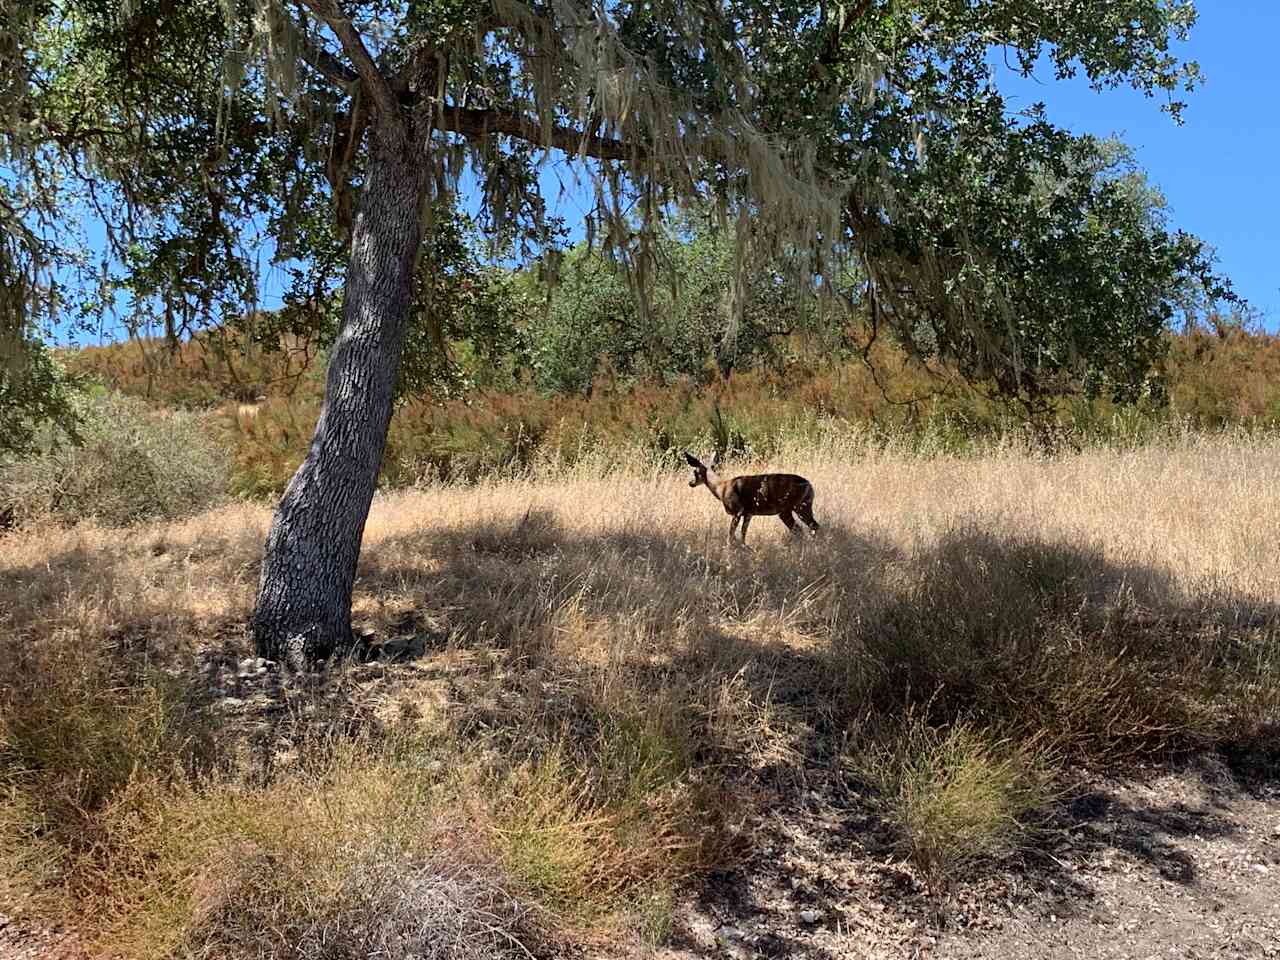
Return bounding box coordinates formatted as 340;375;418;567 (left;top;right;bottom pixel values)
2;431;1278;955
94;744;548;960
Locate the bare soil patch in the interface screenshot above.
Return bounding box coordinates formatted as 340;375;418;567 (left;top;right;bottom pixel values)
655;750;1280;960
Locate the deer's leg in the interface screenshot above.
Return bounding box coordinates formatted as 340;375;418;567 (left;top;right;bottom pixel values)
779;510;800;535
797;498;820;534
728;515;740;543
739;514;752;545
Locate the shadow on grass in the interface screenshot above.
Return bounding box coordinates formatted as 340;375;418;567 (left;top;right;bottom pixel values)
3;508;1277;944
355;508;1278;758
350;509;1280;940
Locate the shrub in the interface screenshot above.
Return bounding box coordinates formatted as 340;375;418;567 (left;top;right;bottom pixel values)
0;332;81;459
853;717;1053;883
0;392;229;526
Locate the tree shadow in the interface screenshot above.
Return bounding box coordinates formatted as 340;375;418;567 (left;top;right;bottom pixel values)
1051;787;1238;885
4;505;1276;945
0;538;390;786
351;508;1280;941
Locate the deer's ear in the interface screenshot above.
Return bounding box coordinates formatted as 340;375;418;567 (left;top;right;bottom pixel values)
683;451;702;468
709;450;722;469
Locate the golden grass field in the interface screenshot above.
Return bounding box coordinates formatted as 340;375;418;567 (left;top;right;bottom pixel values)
2;432;1278;957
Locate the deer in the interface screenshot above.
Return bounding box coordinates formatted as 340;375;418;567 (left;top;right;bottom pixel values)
684;451;820;545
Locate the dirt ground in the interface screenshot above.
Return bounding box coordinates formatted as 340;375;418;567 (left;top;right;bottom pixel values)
0;916;85;960
658;754;1280;960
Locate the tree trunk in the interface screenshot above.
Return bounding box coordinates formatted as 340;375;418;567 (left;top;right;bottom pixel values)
253;126;423;667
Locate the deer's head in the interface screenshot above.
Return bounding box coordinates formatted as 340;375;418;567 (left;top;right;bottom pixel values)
684;451;721;488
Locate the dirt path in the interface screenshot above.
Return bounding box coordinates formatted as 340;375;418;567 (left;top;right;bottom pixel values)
936;763;1280;960
658;756;1280;960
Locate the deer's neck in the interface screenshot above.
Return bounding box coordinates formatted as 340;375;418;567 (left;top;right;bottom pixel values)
704;469;727;502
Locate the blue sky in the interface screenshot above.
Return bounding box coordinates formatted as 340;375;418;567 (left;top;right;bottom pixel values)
993;1;1277;325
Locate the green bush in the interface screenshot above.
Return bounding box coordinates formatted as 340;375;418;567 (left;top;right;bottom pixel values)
0;331;81;458
0;392;229;526
853;716;1052;883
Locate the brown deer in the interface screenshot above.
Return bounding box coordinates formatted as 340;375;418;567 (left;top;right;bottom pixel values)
684;451;820;545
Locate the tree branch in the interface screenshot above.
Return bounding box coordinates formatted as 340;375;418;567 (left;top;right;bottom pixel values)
296;0;398;119
289;10;359;89
436;106;640;163
849;0;876;24
13;106;130;148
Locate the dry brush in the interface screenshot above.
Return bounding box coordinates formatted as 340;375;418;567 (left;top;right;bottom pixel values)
1;432;1277;952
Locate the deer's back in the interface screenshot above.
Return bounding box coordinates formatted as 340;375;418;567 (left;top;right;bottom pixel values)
722;473;812;516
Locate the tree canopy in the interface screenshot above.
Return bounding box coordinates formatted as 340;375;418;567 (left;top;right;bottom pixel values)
3;0;1229;404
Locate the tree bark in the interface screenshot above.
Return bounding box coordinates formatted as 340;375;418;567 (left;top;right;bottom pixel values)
252;122;423;667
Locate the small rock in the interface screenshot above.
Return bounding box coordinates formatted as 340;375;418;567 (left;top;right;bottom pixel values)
219;697;245;710
236;656;269;678
715;924;747;942
1251;863;1270;875
798;909;821;925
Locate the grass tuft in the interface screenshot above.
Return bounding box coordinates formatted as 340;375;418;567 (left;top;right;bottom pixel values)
854;716;1053;883
0;635;218;909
